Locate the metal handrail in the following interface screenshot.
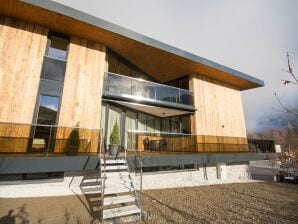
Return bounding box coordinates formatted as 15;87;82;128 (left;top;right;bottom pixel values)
126;130;143;217
0;121;100;130
134;151;143;192
127;130;250;138
99;128;106;222
125;146;142;217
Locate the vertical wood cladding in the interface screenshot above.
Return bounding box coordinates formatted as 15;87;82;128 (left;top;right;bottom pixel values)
56;37;106;153
0;17;48;152
190;74;247;138
0;17;48;123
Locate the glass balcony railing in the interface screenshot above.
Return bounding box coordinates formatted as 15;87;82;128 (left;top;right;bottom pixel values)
103;72;194;108
0;122;103;156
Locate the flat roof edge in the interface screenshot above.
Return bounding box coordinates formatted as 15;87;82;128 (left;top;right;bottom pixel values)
22;0;265;88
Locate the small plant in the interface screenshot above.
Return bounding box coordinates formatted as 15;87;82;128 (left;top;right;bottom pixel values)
110;121;120;145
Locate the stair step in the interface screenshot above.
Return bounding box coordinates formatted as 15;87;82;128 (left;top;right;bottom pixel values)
80;181;101;187
82;174;101;179
81;187;102;194
104;177;132;186
104;195;136;206
103;205;141;220
104;186;134;195
81;185;101;190
102;165;128;171
104;171;130;177
101;159;126;164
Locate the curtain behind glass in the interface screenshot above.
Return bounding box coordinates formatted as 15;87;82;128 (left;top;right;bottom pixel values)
107;106;122;146
138;113;146;132
125;111;137;150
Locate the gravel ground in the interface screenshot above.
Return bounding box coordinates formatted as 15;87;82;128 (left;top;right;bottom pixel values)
0;182;297;224
134;182;298;224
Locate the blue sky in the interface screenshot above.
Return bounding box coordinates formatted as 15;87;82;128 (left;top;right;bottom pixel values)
54;0;298;132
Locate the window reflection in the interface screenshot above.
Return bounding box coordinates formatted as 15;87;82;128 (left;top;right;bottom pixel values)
41;34;68;82
47;36;68;60
32;95;60;151
36;95;60;125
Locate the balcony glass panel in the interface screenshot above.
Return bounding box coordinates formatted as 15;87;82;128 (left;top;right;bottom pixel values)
104;72;194;107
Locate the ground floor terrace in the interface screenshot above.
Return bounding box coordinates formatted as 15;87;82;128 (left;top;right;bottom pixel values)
0;182;297;224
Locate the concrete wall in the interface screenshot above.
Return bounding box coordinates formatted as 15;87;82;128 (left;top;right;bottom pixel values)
131;162;252;190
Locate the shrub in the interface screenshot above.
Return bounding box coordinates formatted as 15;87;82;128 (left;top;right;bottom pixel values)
110;121;120;145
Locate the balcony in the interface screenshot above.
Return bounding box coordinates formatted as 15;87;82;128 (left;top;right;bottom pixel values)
103;72;194;110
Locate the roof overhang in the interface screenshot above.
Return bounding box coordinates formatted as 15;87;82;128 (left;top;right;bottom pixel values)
1;0;265;90
103;100;193;118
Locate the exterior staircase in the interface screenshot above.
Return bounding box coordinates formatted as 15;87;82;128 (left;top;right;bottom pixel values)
100;157;142;223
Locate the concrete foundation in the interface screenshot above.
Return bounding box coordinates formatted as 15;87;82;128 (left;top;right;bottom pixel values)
0;162;255;198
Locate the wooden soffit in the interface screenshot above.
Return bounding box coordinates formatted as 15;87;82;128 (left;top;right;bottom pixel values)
0;0;264;90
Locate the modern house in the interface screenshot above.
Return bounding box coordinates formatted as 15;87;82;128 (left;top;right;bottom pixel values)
0;0;274;222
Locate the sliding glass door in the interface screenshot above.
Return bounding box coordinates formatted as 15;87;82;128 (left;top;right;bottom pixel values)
125;111;137;150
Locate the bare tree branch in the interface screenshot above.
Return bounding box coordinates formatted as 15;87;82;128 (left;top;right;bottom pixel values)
281;79;298;85
274;52;298;115
273;92;298;115
285;52;298;82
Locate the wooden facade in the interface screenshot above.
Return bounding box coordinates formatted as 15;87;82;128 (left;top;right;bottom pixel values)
0;17;48;124
56;36;106;153
0;17;48;152
189;74;247;138
0;4;259;156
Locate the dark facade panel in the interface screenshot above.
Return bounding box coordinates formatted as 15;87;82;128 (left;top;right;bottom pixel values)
0;156;100;174
127;153;274;168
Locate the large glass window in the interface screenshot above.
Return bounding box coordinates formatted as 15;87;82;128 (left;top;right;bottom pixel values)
41;34;68;82
162;118;170;132
181;116;191;134
108;54;118;74
36;95;60;125
125;111;137;150
107;49;153;81
31;32;69;152
137;113;161;133
47;35;68;60
138;113;147;132
32;95;60;151
171;117;181;133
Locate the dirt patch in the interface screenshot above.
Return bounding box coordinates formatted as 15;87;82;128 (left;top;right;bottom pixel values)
0;194;99;224
134;182;298;224
0;182;297;224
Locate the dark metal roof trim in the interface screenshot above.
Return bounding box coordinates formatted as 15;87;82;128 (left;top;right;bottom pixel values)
22;0;264;87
